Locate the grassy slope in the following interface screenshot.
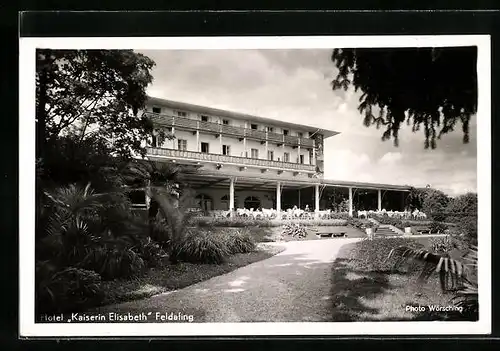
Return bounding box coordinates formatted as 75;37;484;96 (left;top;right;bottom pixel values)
330;238;473;321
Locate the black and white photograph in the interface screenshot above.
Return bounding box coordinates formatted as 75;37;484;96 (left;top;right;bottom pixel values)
19;35;491;337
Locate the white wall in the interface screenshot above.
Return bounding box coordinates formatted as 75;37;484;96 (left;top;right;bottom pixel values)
147;102;315;166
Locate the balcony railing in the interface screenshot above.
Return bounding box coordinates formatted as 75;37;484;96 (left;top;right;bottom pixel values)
147;147;316;172
145;112;316;148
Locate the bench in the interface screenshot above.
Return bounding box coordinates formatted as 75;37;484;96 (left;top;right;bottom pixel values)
316;231;347;238
413;226;432;235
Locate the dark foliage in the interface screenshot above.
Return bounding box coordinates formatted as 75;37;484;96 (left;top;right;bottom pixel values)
331;47;477;149
36;261;104;314
36;49;163;159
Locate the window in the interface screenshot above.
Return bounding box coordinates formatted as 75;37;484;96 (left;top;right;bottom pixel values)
298;132;303;138
201;115;209;122
250;124;258;130
221;195;229;210
151;134;158;147
267;150;274;161
176;111;187;117
178;139;187;151
152;107;161;113
222;145;231;156
251;148;259;159
222;119;230;125
267;126;274;133
201;142;209;153
283;129;289;136
283;152;290;162
299;155;304;164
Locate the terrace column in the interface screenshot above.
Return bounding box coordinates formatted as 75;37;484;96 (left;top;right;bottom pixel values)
348;187;353;217
172;125;176;149
229;177;235;218
276;181;282;218
378;189;382;211
243;122;248;157
312;140;316;166
196;121;200;152
314;184;320;219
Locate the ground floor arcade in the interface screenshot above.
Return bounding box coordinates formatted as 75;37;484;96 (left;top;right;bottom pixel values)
177;171;411;217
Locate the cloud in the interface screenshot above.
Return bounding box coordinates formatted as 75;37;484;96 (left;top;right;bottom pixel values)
379;152;403;165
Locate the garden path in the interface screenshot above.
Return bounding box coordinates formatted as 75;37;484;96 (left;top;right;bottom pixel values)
98;238;362;322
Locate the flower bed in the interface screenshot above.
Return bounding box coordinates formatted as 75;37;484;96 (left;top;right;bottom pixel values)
190;217;347;227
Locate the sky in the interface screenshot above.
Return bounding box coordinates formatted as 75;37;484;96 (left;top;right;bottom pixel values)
138;49;477;196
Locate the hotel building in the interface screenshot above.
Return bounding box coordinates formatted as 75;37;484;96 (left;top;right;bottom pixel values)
141;96;411;217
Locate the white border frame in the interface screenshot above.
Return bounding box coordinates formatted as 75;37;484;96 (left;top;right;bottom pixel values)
19;35;491;337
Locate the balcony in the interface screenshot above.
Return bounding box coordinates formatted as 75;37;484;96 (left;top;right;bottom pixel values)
145;112;315;148
146;147;317;172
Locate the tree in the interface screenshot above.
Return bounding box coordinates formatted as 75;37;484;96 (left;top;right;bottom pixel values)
446;192;478;216
36;49;167;159
421;188;450;220
331;47;477;149
446;192;478;244
406;186;426;211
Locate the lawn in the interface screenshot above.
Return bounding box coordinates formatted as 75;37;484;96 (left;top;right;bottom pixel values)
97;243;284;309
330;237;475;321
238;225;367;242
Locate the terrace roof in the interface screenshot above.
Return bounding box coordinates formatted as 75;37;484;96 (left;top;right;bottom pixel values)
174;168;411;192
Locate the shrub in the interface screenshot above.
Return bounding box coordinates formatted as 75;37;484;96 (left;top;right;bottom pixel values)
36;261;104;314
347;237;425;272
81;246;146;280
281;223;308;239
327;212;350;220
172;230;230;264
280;219;347;227
148;215;171;248
429;221;449;233
224;229;256;254
450;215;478;246
191;217;348;227
371;215;405;229
134;237;168;268
429;236;455;254
348;218;369;230
401;220;412;228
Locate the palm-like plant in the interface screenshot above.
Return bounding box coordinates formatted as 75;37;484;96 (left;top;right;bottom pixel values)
39;183;109;264
147;186;197;263
387;242;478;319
39;182;146;272
453;246;478;319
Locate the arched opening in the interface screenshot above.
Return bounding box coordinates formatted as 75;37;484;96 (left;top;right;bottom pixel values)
195;194;213;212
221;195;229;210
244;196;261;210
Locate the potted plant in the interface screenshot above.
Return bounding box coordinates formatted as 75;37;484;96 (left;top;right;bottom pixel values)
365;222;375;239
402;221;412;235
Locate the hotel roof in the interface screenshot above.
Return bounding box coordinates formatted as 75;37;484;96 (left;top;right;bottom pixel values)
147;96;340;138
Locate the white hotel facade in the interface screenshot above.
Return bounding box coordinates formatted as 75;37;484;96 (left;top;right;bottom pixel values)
141;96;411;217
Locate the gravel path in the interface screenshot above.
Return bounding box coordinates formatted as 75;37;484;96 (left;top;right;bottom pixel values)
97;238;362;322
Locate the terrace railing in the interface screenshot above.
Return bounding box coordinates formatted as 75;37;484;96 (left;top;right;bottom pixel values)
145;112;316;148
146;147;316;172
